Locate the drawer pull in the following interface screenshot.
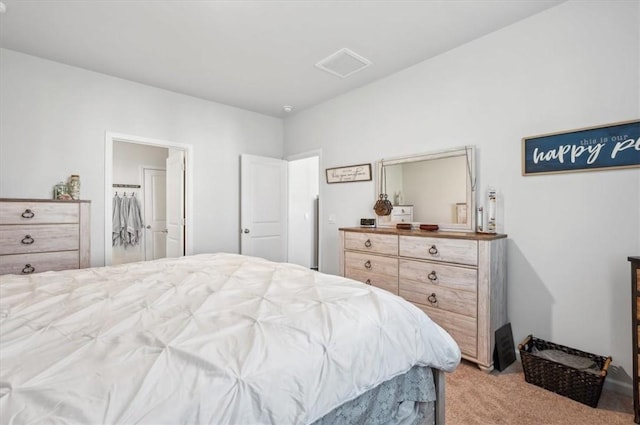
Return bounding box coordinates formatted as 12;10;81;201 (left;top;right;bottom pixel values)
428;245;438;255
364;260;372;269
22;264;35;274
427;293;437;304
364;239;372;248
427;271;438;282
365;279;371;285
21;209;35;219
21;235;35;245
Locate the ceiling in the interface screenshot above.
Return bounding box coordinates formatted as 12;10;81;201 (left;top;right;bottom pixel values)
0;0;565;118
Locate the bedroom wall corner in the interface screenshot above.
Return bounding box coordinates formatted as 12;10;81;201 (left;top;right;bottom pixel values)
282;0;640;394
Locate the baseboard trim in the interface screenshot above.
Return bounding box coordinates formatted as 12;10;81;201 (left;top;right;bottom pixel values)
604;377;632;397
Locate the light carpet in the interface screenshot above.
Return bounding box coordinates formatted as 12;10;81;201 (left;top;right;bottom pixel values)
446;360;634;425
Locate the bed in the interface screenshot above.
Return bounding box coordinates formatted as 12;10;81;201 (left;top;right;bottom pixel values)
0;253;460;424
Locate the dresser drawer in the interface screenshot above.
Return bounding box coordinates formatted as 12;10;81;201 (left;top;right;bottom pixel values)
399;236;477;266
0;202;79;225
345;232;398;256
0;224;79;255
417;304;477;358
399;259;477;293
0;251;79;275
346;268;399;295
400;281;477;318
345;251;398;277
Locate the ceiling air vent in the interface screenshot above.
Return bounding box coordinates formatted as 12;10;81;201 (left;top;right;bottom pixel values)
315;48;372;78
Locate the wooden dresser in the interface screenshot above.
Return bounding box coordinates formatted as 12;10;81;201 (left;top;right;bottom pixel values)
339;227;507;371
629;256;640;424
0;199;91;275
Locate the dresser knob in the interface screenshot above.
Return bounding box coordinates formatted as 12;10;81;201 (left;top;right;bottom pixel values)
428;271;437;282
22;264;35;274
21;235;35;245
365;279;371;285
21;209;35;219
427;293;438;304
364;260;372;269
428;245;438;255
364;239;372;248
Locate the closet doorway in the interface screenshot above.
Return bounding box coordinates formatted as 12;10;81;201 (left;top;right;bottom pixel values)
105;132;194;266
287;154;320;270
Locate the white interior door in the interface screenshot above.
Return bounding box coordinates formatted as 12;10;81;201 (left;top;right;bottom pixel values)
166;149;185;258
240;154;287;262
143;168;167;260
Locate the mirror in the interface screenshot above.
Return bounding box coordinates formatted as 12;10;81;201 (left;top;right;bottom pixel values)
375;146;476;232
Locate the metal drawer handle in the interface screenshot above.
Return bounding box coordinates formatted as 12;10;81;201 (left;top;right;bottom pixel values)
364;239;372;248
365;279;371;285
428;245;438;255
21;235;35;245
21;209;35;219
22;264;35;274
364;260;372;269
428;271;437;282
427;293;437;304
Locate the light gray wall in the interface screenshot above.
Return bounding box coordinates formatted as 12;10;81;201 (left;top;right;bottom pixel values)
284;0;639;391
0;49;284;266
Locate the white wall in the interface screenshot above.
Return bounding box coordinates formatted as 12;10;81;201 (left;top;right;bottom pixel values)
284;0;639;392
0;49;284;266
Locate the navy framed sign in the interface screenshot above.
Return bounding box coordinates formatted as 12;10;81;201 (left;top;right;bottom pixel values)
522;119;640;176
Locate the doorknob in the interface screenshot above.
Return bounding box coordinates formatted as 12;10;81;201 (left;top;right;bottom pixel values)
162;229;168;233
243;229;250;234
146;225;151;229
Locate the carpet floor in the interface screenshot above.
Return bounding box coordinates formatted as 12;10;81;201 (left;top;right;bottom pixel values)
445;360;634;425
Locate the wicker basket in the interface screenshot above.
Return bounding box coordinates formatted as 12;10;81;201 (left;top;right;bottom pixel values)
518;335;612;408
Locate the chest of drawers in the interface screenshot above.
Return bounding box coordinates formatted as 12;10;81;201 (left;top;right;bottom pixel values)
629;256;640;423
340;227;507;371
0;199;91;275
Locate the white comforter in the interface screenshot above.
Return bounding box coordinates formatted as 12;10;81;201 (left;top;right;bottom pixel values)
0;253;460;424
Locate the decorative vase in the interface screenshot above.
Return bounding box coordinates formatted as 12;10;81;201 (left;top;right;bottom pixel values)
53;181;68;200
486;187;497;233
68;175;81;200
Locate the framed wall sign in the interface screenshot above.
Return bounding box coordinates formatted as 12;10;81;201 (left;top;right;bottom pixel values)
522;119;640;176
325;163;372;183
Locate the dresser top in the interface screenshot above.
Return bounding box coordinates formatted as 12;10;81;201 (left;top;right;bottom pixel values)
339;226;507;241
0;198;91;203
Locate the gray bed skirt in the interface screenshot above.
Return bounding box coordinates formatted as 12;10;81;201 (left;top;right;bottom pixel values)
312;366;437;425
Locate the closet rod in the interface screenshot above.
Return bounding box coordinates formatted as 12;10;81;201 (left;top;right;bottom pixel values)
113;184;141;188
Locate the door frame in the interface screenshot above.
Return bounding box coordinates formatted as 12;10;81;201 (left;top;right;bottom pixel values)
104;131;194;266
286;149;323;272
